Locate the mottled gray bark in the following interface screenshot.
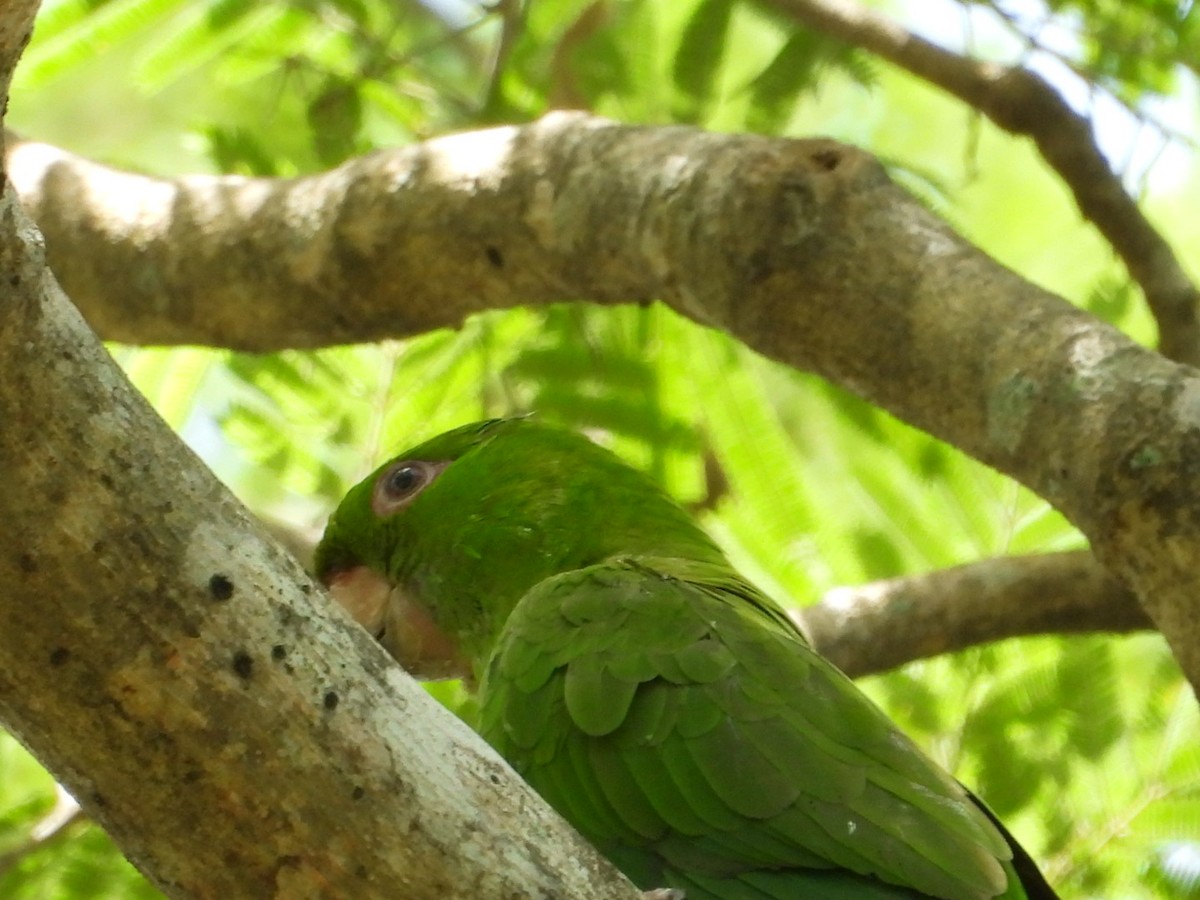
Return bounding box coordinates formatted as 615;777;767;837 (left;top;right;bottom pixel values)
0;7;638;899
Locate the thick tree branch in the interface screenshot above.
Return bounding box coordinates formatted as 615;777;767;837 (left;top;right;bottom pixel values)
756;0;1200;366
803;551;1151;678
9;115;1200;695
0;210;639;900
0;3;35;105
0;31;637;899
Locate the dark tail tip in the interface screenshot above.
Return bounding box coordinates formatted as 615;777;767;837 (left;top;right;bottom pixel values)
968;787;1060;899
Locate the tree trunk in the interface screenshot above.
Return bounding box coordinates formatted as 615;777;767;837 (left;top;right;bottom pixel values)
0;5;638;898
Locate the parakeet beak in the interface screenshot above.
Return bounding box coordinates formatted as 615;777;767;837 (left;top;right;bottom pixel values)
322;565;391;640
321;564;471;682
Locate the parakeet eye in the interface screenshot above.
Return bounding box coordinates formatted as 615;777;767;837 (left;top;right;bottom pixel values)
371;459;446;516
386;464;424;497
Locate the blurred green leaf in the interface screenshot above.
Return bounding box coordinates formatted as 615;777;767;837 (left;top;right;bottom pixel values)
744;28;875;133
671;0;734;121
308;75;364;165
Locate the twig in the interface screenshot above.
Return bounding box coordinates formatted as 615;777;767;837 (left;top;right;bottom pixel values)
0;785;85;880
800;550;1151;678
482;0;527;113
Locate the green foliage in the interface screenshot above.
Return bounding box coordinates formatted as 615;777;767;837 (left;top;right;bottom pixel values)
5;0;1200;897
744;29;876;133
672;0;735;122
1037;0;1197;100
0;733;156;899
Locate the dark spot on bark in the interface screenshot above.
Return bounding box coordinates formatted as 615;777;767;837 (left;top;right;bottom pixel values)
232;651;253;680
9;273;18;287
490;773;501;785
17;553;36;573
184;769;202;783
356;865;368;878
485;245;504;267
128;530;152;560
209;574;234;601
92;540;106;554
300;583;312;594
277;855;301;870
271;644;287;660
182;620;201;639
352;785;365;800
98;472;115;491
323;691;339;711
810;148;842;171
92;792;108;808
49;647;70;666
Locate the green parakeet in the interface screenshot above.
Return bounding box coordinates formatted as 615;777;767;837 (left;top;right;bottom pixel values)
315;418;1058;900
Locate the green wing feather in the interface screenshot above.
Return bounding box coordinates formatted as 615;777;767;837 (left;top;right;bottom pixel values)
479;556;1024;900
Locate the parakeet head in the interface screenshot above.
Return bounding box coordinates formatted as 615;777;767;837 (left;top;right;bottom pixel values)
314;418;724;682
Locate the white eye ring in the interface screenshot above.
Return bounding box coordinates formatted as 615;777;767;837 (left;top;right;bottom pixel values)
371;460;447;516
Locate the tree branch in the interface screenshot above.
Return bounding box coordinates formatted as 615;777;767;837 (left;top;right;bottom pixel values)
755;0;1200;366
802;551;1151;678
9;114;1200;694
0;33;637;900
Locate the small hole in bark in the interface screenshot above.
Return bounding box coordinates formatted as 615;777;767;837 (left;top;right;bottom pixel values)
485;245;504;267
49;647;70;666
324;690;340;711
810;149;842;171
352;786;365;800
209;574;234;601
271;644;287;660
232;651;254;680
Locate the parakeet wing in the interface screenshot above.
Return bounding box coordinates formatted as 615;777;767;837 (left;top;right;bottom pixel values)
479;555;1021;900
